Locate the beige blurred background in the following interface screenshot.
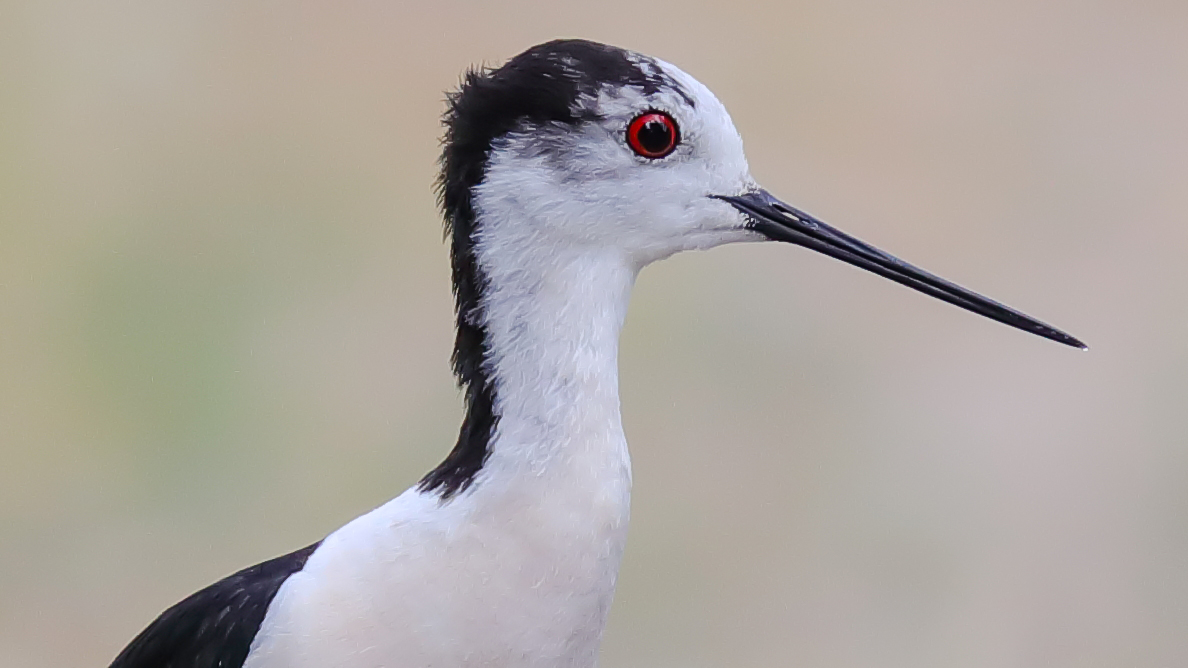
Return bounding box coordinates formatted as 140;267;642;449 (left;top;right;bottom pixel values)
2;1;1185;666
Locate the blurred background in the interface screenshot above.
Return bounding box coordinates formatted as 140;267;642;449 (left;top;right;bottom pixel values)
2;1;1186;666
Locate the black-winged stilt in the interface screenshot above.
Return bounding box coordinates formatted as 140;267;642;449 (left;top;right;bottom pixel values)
108;39;1082;668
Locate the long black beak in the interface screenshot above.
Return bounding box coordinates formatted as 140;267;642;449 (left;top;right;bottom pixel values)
715;189;1085;349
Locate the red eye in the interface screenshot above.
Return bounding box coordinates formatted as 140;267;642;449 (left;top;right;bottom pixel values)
626;111;679;159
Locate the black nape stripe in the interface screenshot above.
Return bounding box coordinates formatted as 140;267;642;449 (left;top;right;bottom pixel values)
108;541;320;668
419;39;687;499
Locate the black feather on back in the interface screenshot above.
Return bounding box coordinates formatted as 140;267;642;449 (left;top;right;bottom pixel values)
419;39;687;499
108;542;320;668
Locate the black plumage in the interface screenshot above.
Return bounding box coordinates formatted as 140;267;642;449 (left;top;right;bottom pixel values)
108;542;320;668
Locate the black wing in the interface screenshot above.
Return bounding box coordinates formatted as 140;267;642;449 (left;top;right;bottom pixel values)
108;541;321;668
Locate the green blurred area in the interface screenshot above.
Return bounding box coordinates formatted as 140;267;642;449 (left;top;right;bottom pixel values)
2;1;1187;666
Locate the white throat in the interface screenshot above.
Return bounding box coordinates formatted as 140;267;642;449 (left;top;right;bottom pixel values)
475;235;635;490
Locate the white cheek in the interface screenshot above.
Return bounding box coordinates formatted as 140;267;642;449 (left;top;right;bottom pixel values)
474;64;756;266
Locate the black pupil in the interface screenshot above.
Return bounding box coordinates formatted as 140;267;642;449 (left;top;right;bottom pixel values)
637;117;672;154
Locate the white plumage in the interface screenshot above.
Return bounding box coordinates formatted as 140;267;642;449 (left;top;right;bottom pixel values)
108;38;1081;668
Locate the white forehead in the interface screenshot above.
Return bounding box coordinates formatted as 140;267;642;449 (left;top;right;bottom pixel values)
540;55;750;197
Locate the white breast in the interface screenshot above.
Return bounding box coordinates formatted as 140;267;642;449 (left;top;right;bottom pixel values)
244;454;630;668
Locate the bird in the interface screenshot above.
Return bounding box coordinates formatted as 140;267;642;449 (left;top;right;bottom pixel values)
106;38;1084;668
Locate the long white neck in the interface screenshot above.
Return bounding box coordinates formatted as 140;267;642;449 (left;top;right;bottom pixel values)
255;243;641;668
476;242;635;491
379;235;634;667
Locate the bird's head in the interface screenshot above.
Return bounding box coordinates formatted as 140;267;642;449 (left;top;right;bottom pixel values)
439;39;1083;349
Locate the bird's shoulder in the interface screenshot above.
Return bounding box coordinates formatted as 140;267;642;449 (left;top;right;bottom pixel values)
108;540;322;668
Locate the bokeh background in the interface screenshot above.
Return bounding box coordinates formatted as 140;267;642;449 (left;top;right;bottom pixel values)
2;1;1186;666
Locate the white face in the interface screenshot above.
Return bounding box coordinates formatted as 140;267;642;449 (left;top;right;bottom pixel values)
473;59;760;270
